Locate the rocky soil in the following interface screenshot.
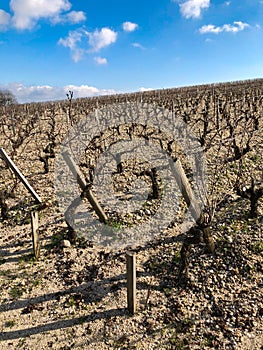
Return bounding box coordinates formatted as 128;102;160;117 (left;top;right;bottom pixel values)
0;80;263;349
0;188;262;349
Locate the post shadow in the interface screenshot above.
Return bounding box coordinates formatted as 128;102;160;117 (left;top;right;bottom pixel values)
0;307;127;341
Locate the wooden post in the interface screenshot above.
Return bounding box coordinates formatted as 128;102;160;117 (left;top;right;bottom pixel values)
31;211;40;259
62;151;108;223
0;148;42;204
126;251;136;314
169;158;202;221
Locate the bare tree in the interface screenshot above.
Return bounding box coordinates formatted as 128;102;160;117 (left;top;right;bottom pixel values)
0;89;17;106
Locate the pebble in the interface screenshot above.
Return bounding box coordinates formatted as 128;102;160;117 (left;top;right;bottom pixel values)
226;235;233;243
60;240;71;248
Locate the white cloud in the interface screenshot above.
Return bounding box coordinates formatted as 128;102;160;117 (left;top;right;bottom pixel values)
63;84;117;98
0;9;11;30
58;30;84;62
132;42;145;50
1;82;118;103
9;0;87;30
3;83;62;102
199;21;250;34
94;56;108;65
223;21;249;32
199;24;221;34
52;10;86;24
139;87;153;92
70;48;84;62
58;27;118;61
84;27;118;52
65;10;86;23
58;30;82;50
122;21;138;32
178;0;210;19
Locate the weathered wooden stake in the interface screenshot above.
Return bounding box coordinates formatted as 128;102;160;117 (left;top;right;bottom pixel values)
0;148;42;204
126;251;136;314
169;158;202;221
62;151;108;223
31;211;40;259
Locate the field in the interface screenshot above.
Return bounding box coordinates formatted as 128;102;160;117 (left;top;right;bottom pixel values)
0;79;262;349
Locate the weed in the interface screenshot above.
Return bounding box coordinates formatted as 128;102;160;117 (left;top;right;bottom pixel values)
5;320;16;328
250;242;263;254
31;278;41;288
162;287;174;297
68;296;77;307
169;333;187;349
45;232;64;249
9;285;24;299
203;333;214;347
107;220;123;230
0;269;17;279
19;253;37;266
66;293;83;308
173;250;181;264
100;220;123;239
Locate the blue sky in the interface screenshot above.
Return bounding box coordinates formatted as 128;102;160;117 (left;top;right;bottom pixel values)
0;0;263;103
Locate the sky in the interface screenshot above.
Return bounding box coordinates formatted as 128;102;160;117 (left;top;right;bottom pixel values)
0;0;263;103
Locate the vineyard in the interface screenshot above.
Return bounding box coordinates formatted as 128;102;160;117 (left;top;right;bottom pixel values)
0;78;262;349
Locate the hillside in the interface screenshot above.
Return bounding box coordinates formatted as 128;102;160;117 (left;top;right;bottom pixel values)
0;78;262;349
